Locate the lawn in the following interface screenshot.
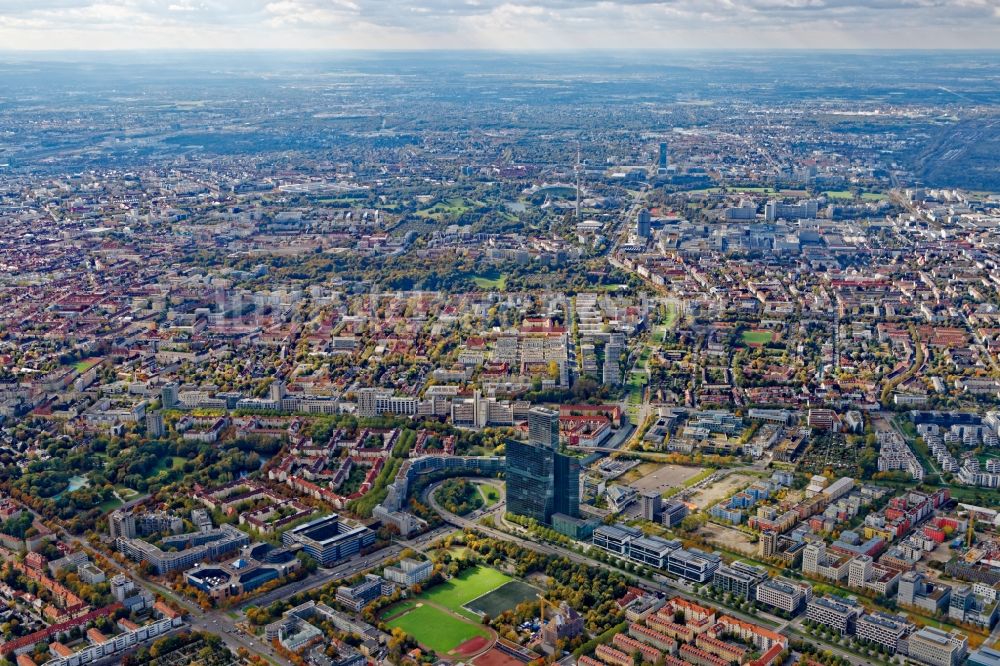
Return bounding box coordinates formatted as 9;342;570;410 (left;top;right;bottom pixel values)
465;580;539;617
97;497;122;513
471;269;507;291
740;330;774;346
385;603;489;654
476;483;501;507
419;566;512;614
114;486;140;500
664;302;680;330
151;455;187;476
416;197;483;221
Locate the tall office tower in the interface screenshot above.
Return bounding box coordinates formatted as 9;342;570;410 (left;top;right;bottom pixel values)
636;208;652;239
528;407;560;449
657;142;668;173
506;438;556;523
160;382;178;409
507;431;581;524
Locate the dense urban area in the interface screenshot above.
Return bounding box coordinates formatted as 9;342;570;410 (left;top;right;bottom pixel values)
0;51;999;666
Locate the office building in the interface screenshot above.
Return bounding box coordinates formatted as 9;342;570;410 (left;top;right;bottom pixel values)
637;208;652;239
593;524;640;557
641;490;662;522
855;612;912;654
969;646;1000;666
629;535;681;569
117;524;249;575
282;515;375;567
905;627;968;666
506;423;580;528
806;595;862;635
949;585;999;629
554;453;581;518
712;561;769;601
755;577;811;613
592;524;681;570
764;199;819;222
355;388;417;418
661;500;688;528
666;547;721;583
335;574;391;612
657;142;668;173
528;406;559;448
898;570;952;613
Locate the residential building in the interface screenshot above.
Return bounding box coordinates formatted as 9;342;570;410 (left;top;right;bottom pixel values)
382;558;432;587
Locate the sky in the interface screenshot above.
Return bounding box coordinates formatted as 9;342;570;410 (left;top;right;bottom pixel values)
0;0;998;51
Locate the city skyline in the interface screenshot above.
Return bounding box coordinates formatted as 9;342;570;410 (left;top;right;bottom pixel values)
0;0;998;51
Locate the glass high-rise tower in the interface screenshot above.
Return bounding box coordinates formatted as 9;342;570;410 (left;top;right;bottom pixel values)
506;407;580;524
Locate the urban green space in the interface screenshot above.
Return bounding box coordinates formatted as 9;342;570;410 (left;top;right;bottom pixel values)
384;602;489;654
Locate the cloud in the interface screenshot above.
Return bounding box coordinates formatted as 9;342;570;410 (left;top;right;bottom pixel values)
0;0;996;49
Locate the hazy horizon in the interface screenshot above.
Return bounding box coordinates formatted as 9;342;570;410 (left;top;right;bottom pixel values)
1;0;998;52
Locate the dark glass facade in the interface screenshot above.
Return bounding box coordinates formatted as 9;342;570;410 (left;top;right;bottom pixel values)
506;438;579;524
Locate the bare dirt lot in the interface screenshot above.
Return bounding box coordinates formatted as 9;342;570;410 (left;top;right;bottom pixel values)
628;464;707;495
687;473;757;510
697;522;758;556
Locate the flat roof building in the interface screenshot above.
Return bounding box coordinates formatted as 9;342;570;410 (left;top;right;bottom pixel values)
282;514;374;567
905;626;968;666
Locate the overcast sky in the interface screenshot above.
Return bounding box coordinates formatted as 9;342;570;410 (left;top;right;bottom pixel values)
0;0;998;51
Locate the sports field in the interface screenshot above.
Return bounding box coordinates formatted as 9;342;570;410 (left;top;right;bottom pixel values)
740;329;774;346
419;566;512;613
385;602;490;654
465;580;539;617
